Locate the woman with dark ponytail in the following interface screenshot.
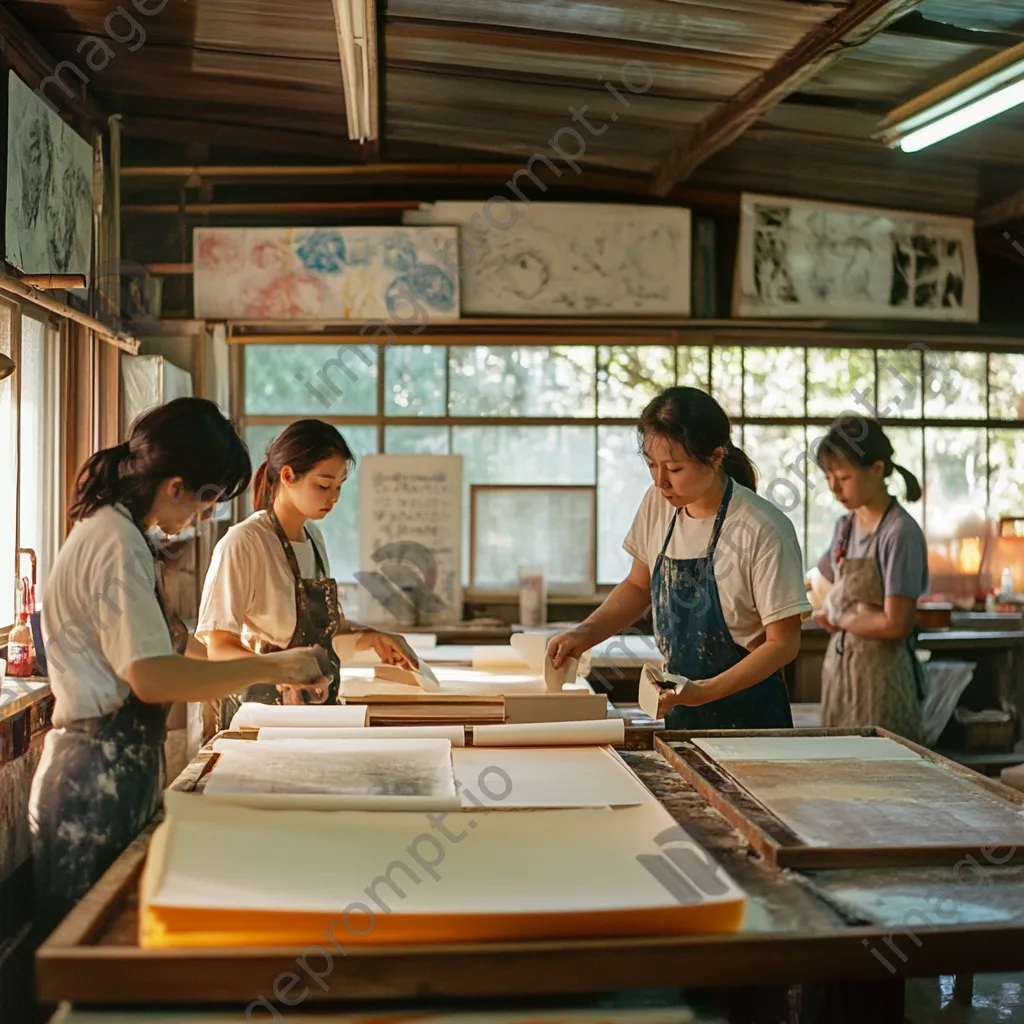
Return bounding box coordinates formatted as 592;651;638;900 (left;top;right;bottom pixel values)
197;419;415;724
30;398;329;937
550;387;809;728
814;415;928;740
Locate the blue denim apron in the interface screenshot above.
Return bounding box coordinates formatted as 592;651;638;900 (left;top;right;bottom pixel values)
651;477;793;730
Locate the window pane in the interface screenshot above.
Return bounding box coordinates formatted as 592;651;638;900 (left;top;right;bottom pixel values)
989;353;1024;420
245;344;378;416
0;307;16;625
924;351;986;420
244;423;377;582
711;346;742;418
452;425;596;584
597;346;673;417
807;348;874;419
924;427;986;540
472;489;594;592
744;348;804;417
989;430;1024;518
18;319;61;594
449;346;595;417
384;344;445;417
598;425;653;584
385;426;449;455
878;348;923;419
743;426;806;563
677;346;710;390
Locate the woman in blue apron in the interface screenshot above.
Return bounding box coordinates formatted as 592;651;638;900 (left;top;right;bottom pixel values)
197;420;417;727
29;399;329;938
814;416;928;740
550;387;809;727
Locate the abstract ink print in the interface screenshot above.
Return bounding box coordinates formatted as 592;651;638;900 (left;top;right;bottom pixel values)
382;233;418;274
48;159;91;273
753;205;797;305
20;111;52;233
411;263;457;311
890;231;965;310
296;230;348;274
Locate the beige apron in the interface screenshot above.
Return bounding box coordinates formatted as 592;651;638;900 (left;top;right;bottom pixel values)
821;505;923;741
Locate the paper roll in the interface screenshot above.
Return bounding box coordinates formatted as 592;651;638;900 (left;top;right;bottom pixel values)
473;718;624;747
228;703;369;730
256;725;466;746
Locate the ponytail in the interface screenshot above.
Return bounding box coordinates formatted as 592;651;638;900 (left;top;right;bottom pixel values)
893;463;923;502
722;441;758;491
70;442;132;521
254;420;355;510
252;461;272;511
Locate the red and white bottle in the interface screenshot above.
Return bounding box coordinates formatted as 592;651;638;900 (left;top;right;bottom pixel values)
7;612;34;677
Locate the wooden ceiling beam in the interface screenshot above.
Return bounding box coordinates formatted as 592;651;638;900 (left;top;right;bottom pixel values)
651;0;924;196
120;114;371;161
978;188;1024;229
0;5;107;131
117;160;740;211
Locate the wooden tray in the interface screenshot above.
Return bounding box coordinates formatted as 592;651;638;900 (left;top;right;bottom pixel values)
36;731;1024;1007
656;727;1024;870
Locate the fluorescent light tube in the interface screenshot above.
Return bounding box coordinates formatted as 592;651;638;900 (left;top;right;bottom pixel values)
898;76;1024;152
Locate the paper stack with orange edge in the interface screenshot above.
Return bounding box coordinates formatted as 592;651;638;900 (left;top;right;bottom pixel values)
140;790;747;949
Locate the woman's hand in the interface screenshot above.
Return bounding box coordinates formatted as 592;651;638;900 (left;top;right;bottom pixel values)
547;626;597;669
265;646;333;704
656;678;719;716
813;610;838;634
358;631;418;668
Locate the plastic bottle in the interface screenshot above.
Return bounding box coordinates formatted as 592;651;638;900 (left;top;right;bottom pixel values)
7;612;34;677
1002;567;1014;596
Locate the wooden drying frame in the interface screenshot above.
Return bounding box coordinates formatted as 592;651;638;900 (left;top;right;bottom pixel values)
468;484;597;596
34;728;1024;1008
655;727;1024;870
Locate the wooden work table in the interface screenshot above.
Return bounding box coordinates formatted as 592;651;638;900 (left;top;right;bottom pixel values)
37;729;1024;1024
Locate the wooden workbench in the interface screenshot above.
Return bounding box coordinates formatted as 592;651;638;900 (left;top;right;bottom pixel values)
36;730;1024;1024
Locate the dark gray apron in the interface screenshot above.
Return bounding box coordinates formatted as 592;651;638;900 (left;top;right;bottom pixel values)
29;514;187;940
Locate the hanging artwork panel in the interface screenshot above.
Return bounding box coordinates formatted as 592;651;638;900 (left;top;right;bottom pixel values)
193;226;460;321
405;202;691;317
5;72;94;282
734;193;979;322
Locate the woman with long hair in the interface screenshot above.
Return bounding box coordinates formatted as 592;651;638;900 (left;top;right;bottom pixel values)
29;398;328;936
550;386;809;728
197;419;415;724
814;416;928;739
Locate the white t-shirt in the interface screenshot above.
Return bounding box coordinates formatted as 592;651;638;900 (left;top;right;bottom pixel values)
623;482;811;650
42;504;174;727
196;511;331;652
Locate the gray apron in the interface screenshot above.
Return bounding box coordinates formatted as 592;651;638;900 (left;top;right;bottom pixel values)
821;502;924;740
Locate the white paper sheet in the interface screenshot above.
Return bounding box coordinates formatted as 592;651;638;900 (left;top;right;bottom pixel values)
256;726;466;746
693;736;924;762
474;719;624;747
228;703;368;730
204;738;459;810
454;746;651;808
149;789;746;917
509;633;547;671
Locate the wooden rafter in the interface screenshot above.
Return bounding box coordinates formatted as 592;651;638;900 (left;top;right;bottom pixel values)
651;0;925;197
330;0;380;142
977;188;1024;229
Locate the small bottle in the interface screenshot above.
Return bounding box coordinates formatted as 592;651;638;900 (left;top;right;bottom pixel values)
7;612;34;677
1002;567;1014;596
986;588;998;613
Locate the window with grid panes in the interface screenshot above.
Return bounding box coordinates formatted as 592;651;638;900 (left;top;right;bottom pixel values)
240;341;1024;584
